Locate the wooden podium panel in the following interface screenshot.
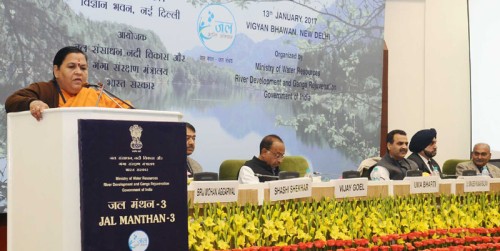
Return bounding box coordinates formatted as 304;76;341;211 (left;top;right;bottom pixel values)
7;108;182;251
367;184;390;198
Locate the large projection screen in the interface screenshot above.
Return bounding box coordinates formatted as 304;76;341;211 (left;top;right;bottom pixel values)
0;0;386;212
469;0;500;158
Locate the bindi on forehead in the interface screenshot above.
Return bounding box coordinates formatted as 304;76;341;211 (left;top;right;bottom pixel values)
71;59;87;67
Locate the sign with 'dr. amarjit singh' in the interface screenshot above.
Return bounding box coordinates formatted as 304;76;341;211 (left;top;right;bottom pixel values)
334;178;368;198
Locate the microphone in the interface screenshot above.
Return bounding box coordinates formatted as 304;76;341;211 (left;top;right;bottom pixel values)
84;83;100;88
85;82;135;109
254;173;279;179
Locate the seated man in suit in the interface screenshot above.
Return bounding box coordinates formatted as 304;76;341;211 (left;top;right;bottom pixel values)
186;122;203;178
456;143;500;178
407;128;441;176
369;129;418;180
238;134;285;184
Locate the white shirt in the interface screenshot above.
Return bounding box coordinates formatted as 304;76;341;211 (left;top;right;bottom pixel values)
370;165;390;181
238;166;260;184
417;154;433;173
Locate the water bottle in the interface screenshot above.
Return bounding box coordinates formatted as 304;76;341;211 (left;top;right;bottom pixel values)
304;167;313;178
371;167;380;181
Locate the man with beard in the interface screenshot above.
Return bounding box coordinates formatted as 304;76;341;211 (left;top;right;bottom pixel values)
456;143;500;178
407;128;441;176
369;129;418;180
186;122;203;178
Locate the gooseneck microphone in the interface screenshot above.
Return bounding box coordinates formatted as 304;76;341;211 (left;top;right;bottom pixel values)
254;173;279;179
85;82;135;109
95;83;105;107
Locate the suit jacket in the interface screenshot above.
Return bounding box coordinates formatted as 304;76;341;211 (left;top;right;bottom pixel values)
374;154;419;180
187;157;203;176
407;152;441;174
456;161;500;178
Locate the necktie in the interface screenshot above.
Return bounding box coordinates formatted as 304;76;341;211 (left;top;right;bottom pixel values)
427;160;433;173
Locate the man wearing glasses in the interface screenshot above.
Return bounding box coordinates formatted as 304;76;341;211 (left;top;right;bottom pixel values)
238;134;285;184
456;143;500;178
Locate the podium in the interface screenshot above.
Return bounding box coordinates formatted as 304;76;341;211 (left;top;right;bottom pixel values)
7;108;183;251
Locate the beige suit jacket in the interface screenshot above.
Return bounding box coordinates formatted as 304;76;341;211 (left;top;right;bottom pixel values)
456;161;500;178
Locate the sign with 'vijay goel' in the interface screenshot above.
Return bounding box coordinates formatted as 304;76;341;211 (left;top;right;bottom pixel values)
192;181;239;203
404;176;440;194
463;176;490;192
334;178;368;198
269;177;311;201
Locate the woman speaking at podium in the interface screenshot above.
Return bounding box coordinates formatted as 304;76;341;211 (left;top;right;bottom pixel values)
5;46;132;121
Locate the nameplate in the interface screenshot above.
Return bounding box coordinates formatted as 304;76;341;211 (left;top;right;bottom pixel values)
404;176;440;194
269;178;312;201
334;178;368;198
192;181;239;203
463;176;490;192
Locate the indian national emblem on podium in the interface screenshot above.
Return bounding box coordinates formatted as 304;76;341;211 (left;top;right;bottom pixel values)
130;125;143;151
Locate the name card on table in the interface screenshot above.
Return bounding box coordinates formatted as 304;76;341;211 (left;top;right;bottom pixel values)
333;178;368;198
269;178;312;201
404;176;440;194
192;181;239;203
463;176;490;192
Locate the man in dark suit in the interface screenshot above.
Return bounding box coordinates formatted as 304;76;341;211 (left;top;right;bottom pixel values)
407;128;441;176
186;122;203;178
369;129;418;180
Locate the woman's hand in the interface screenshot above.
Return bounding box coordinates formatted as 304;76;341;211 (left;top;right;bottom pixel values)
29;100;49;121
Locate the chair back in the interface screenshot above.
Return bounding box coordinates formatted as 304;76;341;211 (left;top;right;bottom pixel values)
219;160;245;180
193;172;219;181
442;159;469;175
358;156;381;178
280;156;309;177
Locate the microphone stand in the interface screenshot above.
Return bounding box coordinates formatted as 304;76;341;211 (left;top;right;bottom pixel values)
87;83;135;109
95;83;105;107
254;173;279;180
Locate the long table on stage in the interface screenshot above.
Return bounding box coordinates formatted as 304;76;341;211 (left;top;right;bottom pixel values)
188;178;500;206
